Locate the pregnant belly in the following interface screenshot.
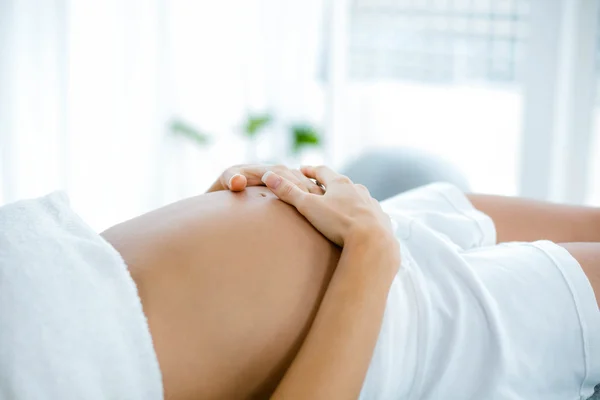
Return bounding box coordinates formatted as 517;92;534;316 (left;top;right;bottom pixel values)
102;187;340;399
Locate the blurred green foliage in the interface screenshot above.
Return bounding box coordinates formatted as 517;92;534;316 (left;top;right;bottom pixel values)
291;123;320;154
243;113;273;138
170;113;322;157
170;118;210;146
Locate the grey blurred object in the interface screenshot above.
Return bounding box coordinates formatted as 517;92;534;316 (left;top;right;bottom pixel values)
341;148;471;201
591;384;600;400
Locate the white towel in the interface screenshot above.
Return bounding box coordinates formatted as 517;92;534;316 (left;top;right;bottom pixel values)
0;192;163;400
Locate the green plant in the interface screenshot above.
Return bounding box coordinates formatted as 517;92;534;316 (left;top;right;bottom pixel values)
169;118;210;146
243;113;273;139
291;123;321;154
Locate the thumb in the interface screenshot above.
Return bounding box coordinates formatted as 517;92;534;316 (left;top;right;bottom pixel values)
261;171;307;208
221;167;248;191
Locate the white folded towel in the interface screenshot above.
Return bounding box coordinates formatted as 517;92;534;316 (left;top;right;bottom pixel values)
0;192;163;400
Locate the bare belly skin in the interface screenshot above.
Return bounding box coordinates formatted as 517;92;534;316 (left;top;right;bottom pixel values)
101;187;341;400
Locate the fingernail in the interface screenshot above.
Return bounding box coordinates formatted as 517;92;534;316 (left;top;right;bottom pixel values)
228;174;241;188
261;171;282;189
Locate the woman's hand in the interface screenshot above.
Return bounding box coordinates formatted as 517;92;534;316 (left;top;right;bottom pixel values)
207;164;323;194
268;166;400;400
261;165;395;248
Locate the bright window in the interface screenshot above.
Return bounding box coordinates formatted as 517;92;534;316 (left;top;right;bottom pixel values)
329;0;531;195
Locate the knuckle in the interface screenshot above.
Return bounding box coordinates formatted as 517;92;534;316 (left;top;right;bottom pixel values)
292;170;305;180
273;164;287;172
315;165;328;174
334;176;352;185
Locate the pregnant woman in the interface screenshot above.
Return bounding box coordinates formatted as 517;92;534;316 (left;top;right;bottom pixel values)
1;164;599;400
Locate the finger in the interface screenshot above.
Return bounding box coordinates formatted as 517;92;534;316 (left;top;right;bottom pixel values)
243;165;288;187
355;183;370;196
220;166;247;190
308;181;325;195
301;165;349;187
227;174;248;192
273;165;312;193
222;165;271;189
293;170;325;195
261;171;308;208
311;179;326;192
291;169;321;194
285;169;308;193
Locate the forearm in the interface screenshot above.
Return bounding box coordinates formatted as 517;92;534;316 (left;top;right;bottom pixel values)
467;194;600;244
271;231;400;400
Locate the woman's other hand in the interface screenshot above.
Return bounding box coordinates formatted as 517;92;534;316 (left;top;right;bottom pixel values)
262;165;395;249
268;166;400;400
207;164;324;195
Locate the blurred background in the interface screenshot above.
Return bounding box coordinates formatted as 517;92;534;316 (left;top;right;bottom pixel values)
1;0;600;230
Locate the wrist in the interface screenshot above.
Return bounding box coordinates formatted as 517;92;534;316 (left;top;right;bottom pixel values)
344;226;400;270
345;225;395;247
